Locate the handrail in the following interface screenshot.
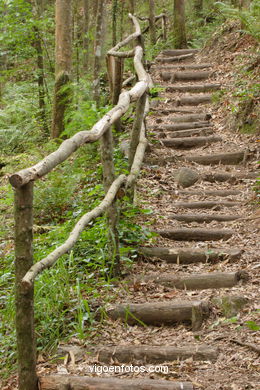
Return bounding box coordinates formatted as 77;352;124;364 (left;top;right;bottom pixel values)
13;14;151;288
12;14;156;390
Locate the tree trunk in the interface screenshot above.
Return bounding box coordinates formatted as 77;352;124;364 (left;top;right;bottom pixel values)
174;0;187;49
51;0;72;138
112;0;118;46
93;0;105;105
82;0;89;71
128;0;135;14
149;0;156;45
14;182;38;390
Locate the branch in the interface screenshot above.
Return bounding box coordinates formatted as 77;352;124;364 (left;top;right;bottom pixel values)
21;175;126;289
107;14;141;55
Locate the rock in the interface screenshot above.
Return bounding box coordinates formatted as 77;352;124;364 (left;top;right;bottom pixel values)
212;295;249;318
175;168;199;188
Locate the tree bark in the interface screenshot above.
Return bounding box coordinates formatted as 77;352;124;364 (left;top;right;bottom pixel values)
173;0;187;49
166;84;220;93
162;135;221;148
14;182;38;390
139;246;242;263
39;376;193;390
174;200;239;209
97;344;218;363
51;0;72;138
135;271;248;290
107;300;209;327
170;213;240;223
156;228;234;241
182;150;247;165
82;0;89;71
149;0;156;45
93;0;105;105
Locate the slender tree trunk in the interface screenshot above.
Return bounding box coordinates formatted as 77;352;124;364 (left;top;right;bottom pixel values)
112;0;118;46
51;0;72;139
82;0;89;71
174;0;187;49
149;0;156;45
15;182;38;390
129;0;135;14
120;0;125;41
27;0;48;135
93;0;105;105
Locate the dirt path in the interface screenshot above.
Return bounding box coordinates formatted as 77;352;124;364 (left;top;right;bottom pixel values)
37;49;259;390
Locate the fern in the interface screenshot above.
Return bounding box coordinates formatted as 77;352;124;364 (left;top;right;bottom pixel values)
215;0;260;41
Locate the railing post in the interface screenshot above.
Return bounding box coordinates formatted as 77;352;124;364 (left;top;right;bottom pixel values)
14;182;38;390
106;54;124;132
100;129;121;277
162;14;167;41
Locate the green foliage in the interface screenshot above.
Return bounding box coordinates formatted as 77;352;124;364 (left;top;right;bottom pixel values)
215;0;260;41
0;82;48;154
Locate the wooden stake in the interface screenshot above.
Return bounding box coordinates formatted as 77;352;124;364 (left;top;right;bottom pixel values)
14;182;38;390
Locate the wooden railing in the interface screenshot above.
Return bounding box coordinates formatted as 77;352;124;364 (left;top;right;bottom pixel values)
9;14;164;390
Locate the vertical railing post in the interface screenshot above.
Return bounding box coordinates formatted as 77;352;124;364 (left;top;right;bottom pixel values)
106;54;124;132
14;182;38;390
162;14;167;41
100;128;121;277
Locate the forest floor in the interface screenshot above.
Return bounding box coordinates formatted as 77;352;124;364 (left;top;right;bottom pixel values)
2;24;260;390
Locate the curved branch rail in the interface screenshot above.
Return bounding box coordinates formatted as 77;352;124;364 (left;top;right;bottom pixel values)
18;15;151;288
21;175;126;289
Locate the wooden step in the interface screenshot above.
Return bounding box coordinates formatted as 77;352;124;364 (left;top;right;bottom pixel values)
170;213;240;223
177;189;241;197
181;150;247;165
157;53;195;63
177;94;212;106
162;135;222;149
96;344;218;363
137;271;249;290
107;300;210;329
162;49;199;56
166;113;211;122
140;247;242;263
203;171;258;182
39;376;194;390
156;121;211;131
161;71;211;82
174;201;239;209
166;83;221;93
156;228;234;241
158;63;212;70
160;128;214;138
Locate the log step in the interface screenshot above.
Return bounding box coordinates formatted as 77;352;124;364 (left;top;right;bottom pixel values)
39;376;194;390
177;94;212;106
160;127;214;138
157;53;195;63
203;171;258;182
167;113;212;122
96;344;218;363
170;213;240;223
156;228;234;241
162;135;222;149
161;71;211;82
166;84;221;93
162;49;199;56
177;189;241;197
158;63;212;70
107;300;210;329
181;150;246;165
156;121;211;131
174;201;239;209
137;271;249;290
139;247;242;263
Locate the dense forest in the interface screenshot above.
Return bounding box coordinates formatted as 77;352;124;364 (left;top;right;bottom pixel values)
0;0;259;389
